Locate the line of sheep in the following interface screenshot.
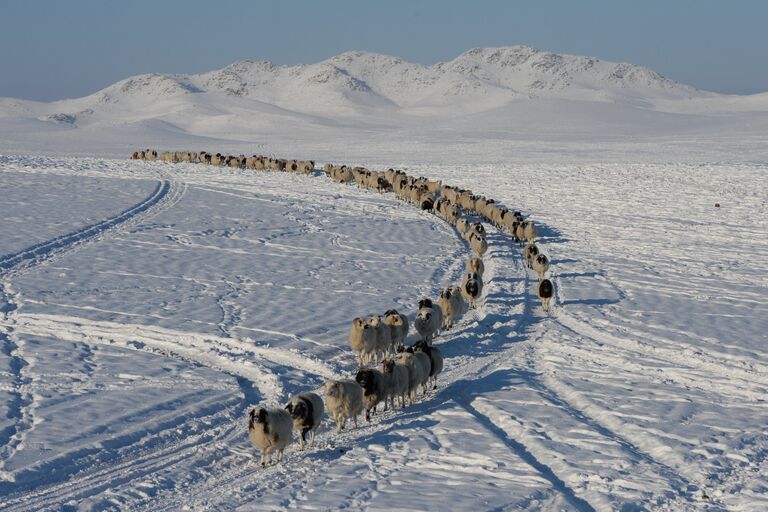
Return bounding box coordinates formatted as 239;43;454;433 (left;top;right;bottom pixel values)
130;149;557;466
130;148;315;174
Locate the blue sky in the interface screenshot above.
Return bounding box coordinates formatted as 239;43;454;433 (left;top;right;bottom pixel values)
2;0;766;101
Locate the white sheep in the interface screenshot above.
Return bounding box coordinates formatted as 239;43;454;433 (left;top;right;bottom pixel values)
367;314;391;363
349;317;377;365
324;379;364;432
248;406;293;466
284;392;324;450
414;298;442;344
396;349;431;401
381;357;410;409
438;287;463;330
383;309;409;352
456;218;470;238
466;256;485;277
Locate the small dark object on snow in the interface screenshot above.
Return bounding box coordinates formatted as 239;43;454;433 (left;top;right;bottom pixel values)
715;203;721;208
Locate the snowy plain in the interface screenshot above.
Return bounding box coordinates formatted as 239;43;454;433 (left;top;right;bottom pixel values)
1;47;767;511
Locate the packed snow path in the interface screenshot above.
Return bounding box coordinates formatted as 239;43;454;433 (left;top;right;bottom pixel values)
0;155;766;511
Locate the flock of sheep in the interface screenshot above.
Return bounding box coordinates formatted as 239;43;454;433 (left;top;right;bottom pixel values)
130;148;556;466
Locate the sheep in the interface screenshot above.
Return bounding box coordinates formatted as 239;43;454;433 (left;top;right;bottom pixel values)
438;287;464;330
298;160;315;174
420;191;436;211
466;256;485;277
515;223;526;245
456;218;470;238
396;349;431;400
462;271;483;309
524;242;539;269
130;151;140;160
349;317;377;365
413;340;444;389
381;357;409;409
522;220;536;243
414;298;442;344
470;222;486;238
383;309;409;352
531;253;550;279
284;392;324;450
538;278;554;312
248;406;293;466
246;155;264;169
469;232;488;257
144;149;157;161
367;314;391;363
446;204;461;225
355;368;387;420
324;379;363;432
210;153;224;166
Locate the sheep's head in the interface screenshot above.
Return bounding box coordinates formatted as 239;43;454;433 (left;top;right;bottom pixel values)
249;407;268;429
367;315;382;328
352;317;368;331
418;298;433;309
324;381;341;398
440;289;452;300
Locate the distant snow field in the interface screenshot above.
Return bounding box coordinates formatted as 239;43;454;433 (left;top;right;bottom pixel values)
1;46;767;511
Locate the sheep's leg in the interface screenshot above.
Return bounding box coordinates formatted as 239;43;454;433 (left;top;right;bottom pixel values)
300;430;307;450
309;430;315;448
365;408;371;422
277;449;284;463
353;415;358;429
260;450;266;466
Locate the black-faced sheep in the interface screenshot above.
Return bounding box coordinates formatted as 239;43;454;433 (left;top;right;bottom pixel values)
324;379;364;432
413;340;444;389
524;242;539;269
462;271;483;309
538;278;554;312
284;392;324;450
531;253;550;280
469;232;488;257
355;368;387;420
248;406;293;466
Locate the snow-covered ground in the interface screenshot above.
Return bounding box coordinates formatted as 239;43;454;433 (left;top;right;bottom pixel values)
0;152;765;511
1;46;767;511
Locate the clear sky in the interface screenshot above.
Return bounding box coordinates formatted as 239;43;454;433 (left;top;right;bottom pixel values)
2;0;766;101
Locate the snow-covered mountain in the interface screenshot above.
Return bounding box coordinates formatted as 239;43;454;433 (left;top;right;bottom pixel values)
1;46;767;161
3;46;760;121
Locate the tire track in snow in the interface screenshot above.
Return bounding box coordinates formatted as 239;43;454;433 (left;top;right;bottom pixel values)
0;174;187;482
0;178;184;279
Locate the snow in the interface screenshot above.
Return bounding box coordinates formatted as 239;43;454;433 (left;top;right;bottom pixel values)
1;47;767;510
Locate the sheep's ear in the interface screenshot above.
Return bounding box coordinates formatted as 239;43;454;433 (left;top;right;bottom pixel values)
285;403;293;413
